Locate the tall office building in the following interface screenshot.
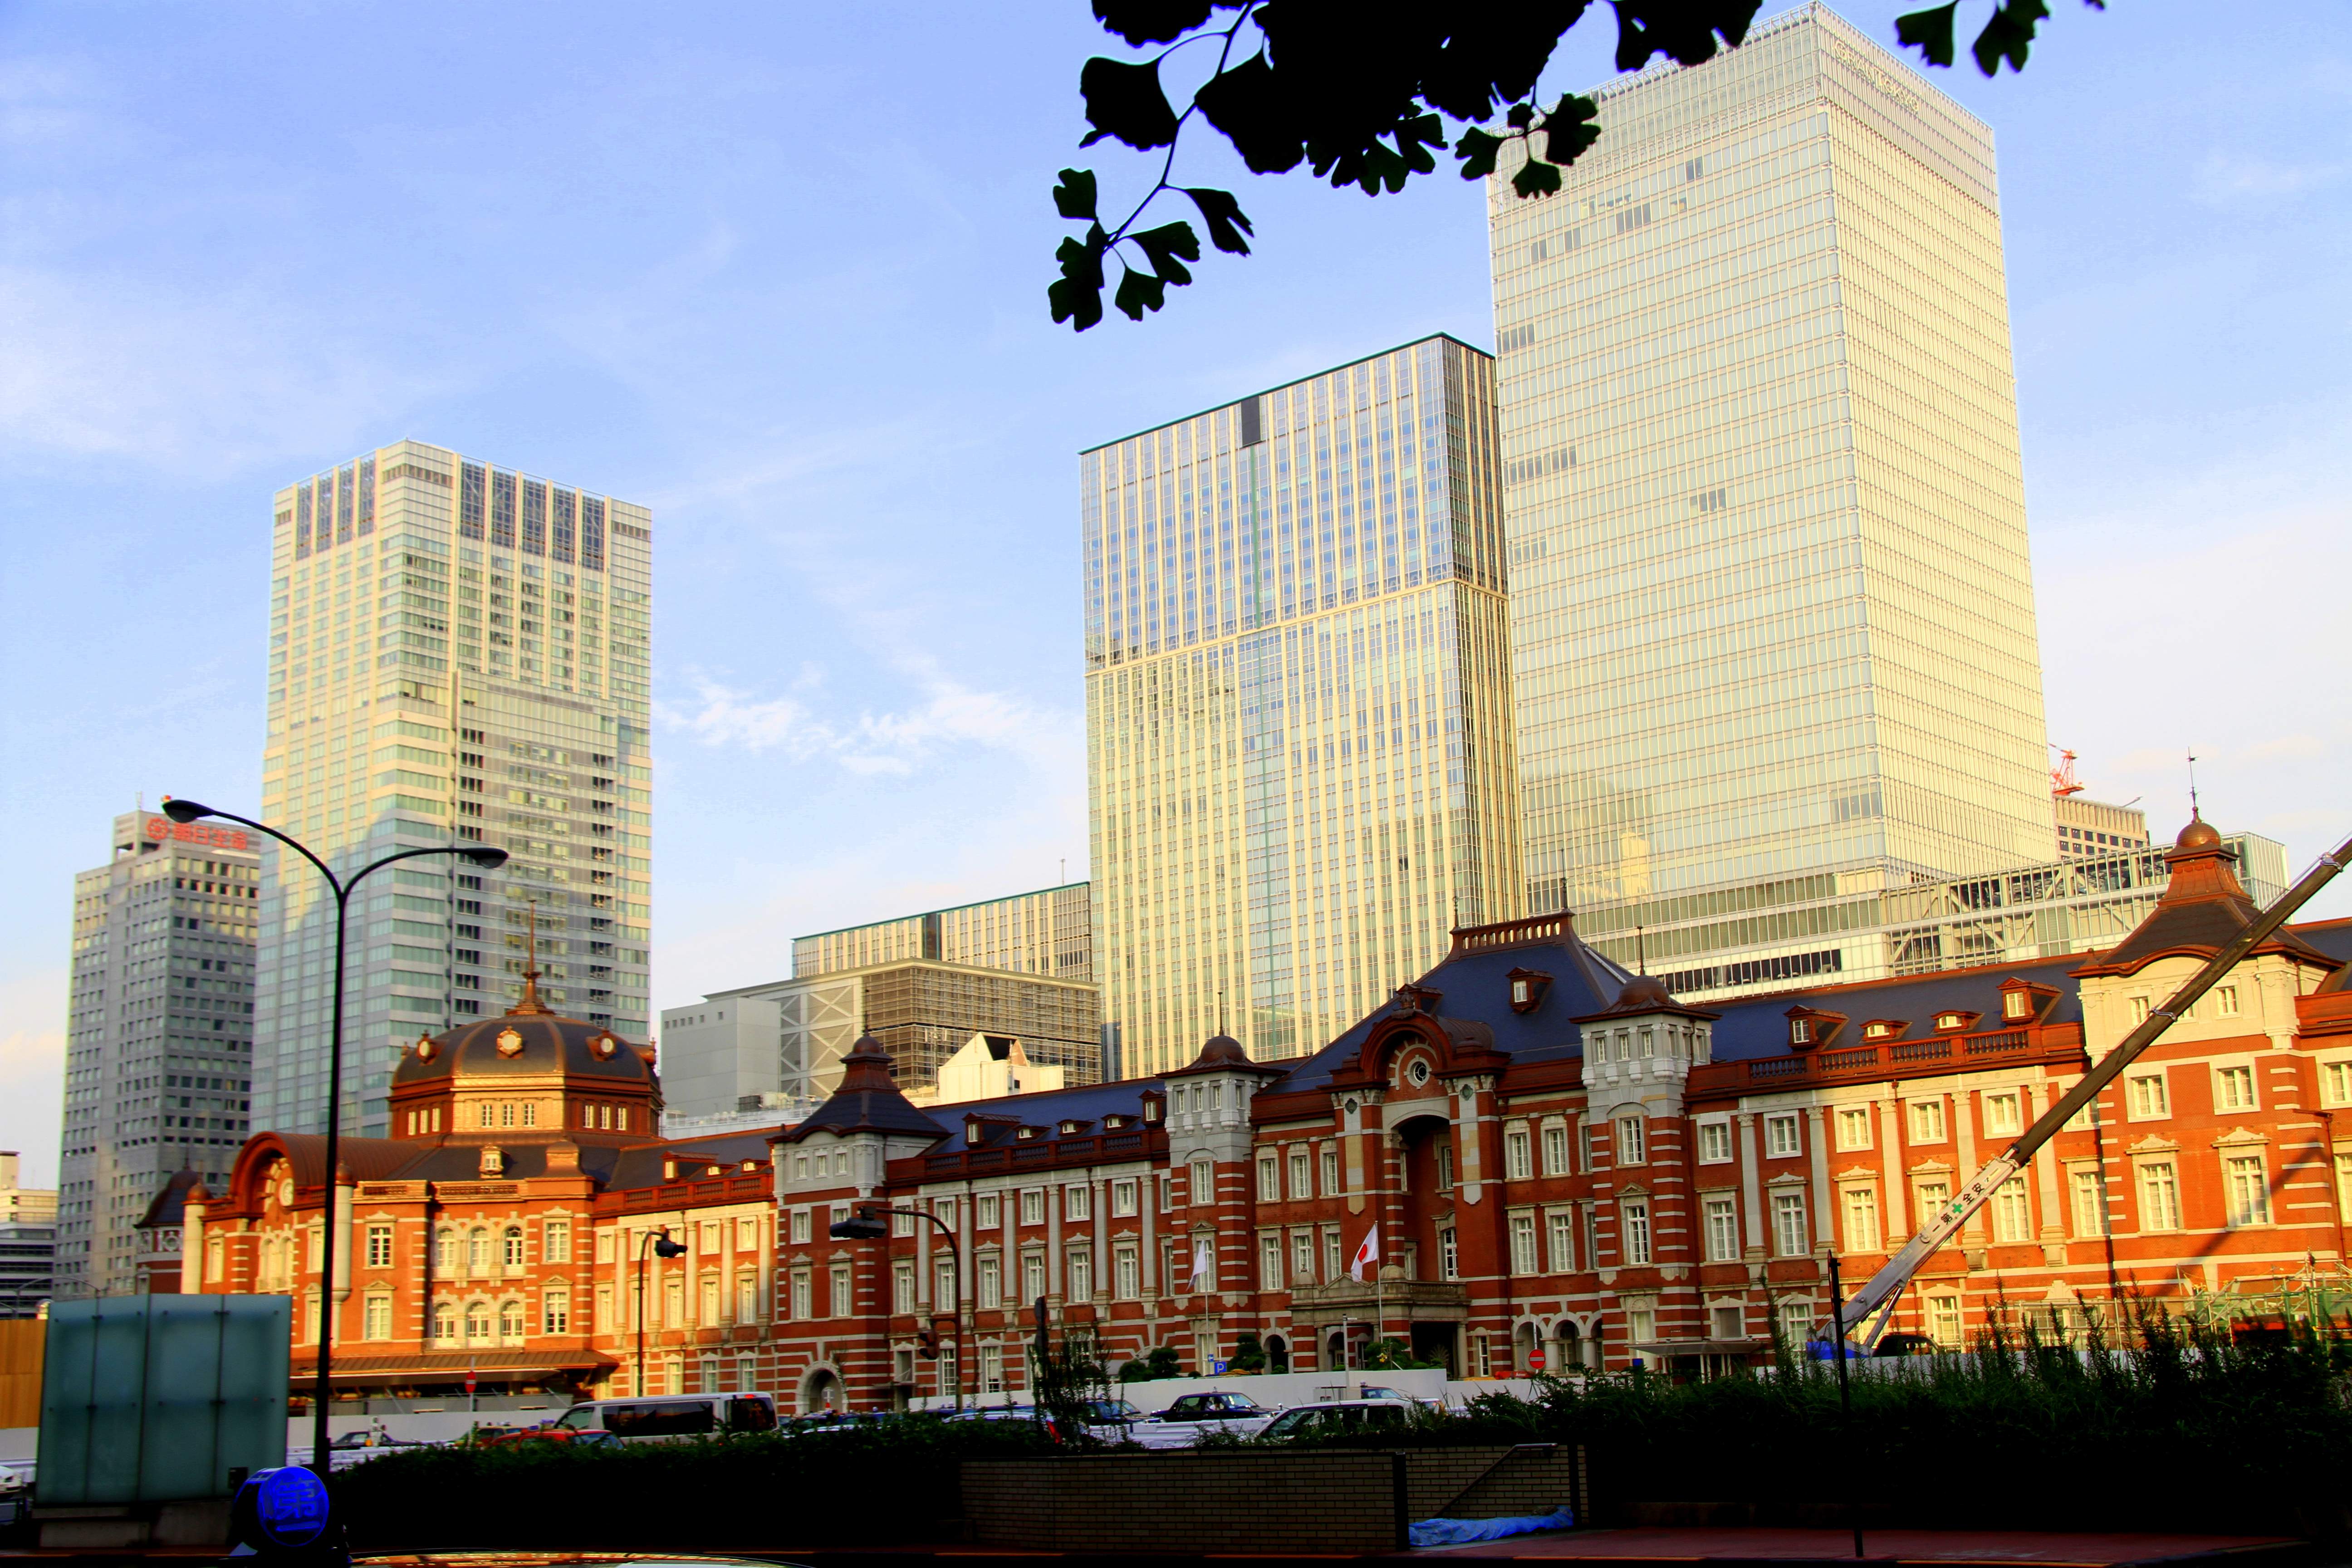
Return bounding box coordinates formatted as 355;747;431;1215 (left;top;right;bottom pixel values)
791;882;1095;981
1083;336;1522;1075
256;441;652;1139
59;810;258;1297
1491;4;2053;970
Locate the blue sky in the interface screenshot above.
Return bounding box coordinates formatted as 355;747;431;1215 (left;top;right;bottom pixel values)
3;2;2346;1186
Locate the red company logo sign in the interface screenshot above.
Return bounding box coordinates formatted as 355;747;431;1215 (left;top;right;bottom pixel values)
146;815;251;852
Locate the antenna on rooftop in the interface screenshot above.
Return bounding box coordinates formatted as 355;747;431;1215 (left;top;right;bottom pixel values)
2188;749;2201;820
1636;925;1646;976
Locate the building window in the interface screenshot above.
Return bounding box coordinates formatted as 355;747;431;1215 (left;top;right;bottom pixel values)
1764;1113;1801;1158
1626;1304;1656;1346
830;1265;853;1317
1292;1230;1317;1283
465;1301;491;1340
1499;1127;1529;1181
1436;1142;1455;1190
1545;1210;1574;1273
543;1289;570;1334
1771;1191;1808;1256
503;1226;524;1268
893;1261;916;1314
1990;1177;2032;1243
663;1278;683;1326
2214;985;2240;1017
1509;1211;1538;1273
1067;1183;1094;1220
2127;1073;2169;1118
544;1219;571;1263
363;1295;392;1340
934;1257;955;1307
1614;1116;1646;1166
2055;1167;2105;1240
1696;1120;1731;1164
789;1271;811;1320
1067;1249;1093;1299
1019;1188;1045;1225
1022;1252;1046;1301
1909;1100;1946;1142
468;1229;492;1274
1186;1160;1212;1206
977;1254;1002;1309
1112;1178;1139;1216
1544;1123;1573;1173
2136;1162;2183;1231
1322;1226;1343;1282
1835;1107;1872;1151
1321;1147;1341;1196
1704;1197;1739;1262
2003;988;2033;1021
2322;1062;2352;1107
1254;1236;1277;1290
1121;1243;1145;1298
934;1197;959;1230
1928;1294;1963;1348
498;1299;524;1339
1438;1225;1458;1280
434;1302;458;1343
1982;1093;2022;1137
1841;1186;1881;1254
2215;1064;2257;1113
977;1193;1001;1230
2128;996;2151;1024
2224;1155;2271;1226
1619;1200;1652;1266
1288;1148;1312;1198
435;1228;457;1271
980;1343;1004;1395
1256;1156;1279;1201
1710;1304;1745;1339
364;1224;393;1269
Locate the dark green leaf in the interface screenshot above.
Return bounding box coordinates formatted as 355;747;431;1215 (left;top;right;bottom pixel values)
1454;127;1506;181
1971;0;2051;75
1182;187;1255;255
1506;101;1535;130
1114;267;1168;320
1610;1;1761;70
1092;0;1219;47
1131;221;1200;286
1542;93;1601;165
1511;157;1563;199
1051;225;1109;331
1194;54;1305;173
1049;275;1105;331
1080;56;1180;149
1052;168;1100;222
1895;3;1959;67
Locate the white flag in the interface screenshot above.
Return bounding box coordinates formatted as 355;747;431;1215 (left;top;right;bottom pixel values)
1192;1237;1213;1289
1350;1225;1380;1282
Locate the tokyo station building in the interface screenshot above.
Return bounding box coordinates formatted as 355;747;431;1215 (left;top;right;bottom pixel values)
191;823;2352;1411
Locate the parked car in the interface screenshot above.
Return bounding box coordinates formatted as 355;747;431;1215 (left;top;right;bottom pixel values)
1132;1391;1275;1447
478;1424;622;1450
552;1393;779;1441
1258;1397;1421;1440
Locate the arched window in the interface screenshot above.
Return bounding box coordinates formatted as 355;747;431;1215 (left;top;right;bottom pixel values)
469;1229;491;1273
434;1302;458;1343
465;1301;491;1340
499;1300;524;1339
435;1228;456;1271
503;1227;524;1268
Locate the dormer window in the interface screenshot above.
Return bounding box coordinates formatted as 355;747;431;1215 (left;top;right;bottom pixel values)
1058;1118;1087;1136
1934;1010;1980;1033
1142;1096;1164;1123
1790;1018;1812;1045
1863;1020;1907;1041
1016;1126;1040;1140
1506;968;1553;1014
1104;1113;1132;1130
1784;1006;1844;1050
2002;990;2031;1021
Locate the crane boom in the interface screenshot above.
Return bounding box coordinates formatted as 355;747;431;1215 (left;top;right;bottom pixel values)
1833;826;2352;1350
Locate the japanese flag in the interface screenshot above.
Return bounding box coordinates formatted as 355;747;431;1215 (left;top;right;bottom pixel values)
1192;1238;1213;1287
1350;1226;1380;1282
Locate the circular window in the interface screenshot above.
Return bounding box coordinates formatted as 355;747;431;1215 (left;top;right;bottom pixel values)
1406;1058;1432;1087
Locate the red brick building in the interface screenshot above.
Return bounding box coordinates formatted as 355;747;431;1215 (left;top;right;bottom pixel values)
202;823;2352;1413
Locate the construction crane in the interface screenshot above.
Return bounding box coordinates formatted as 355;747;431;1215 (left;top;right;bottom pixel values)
1828;824;2352;1351
2050;747;2084;797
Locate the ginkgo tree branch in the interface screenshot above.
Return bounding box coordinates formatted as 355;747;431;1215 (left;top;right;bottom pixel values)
1050;0;2103;332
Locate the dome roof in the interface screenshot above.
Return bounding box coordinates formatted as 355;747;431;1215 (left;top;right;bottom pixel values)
393;1007;653;1085
2176;815;2222;851
1612;974;1676;1011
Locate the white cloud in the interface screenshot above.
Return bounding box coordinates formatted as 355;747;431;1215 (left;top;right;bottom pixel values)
660;663;1080;779
0;969;67;1191
2191;152;2343;203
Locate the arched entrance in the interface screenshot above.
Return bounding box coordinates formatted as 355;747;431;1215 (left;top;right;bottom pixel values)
1265;1333;1289;1374
801;1365;843;1414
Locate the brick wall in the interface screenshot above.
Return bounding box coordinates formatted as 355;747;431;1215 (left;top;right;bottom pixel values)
962;1446;1584;1552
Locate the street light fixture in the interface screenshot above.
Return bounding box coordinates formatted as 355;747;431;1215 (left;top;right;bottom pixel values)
636;1225;689;1398
161;797;506;1475
831;1203;965;1411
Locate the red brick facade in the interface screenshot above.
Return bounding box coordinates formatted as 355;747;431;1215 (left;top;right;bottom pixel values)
202;828;2352;1412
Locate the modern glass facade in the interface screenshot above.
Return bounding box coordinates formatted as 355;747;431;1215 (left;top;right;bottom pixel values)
1083;337;1522;1076
1492;4;2053;930
792;883;1094;982
256;441;652;1139
59;811;258;1297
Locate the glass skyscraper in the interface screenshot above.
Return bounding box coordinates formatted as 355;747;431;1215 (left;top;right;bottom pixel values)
1083;337;1521;1076
256;441;652;1138
1491;3;2053;971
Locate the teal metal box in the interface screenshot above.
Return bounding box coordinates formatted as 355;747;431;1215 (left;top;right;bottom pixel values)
39;1294;290;1504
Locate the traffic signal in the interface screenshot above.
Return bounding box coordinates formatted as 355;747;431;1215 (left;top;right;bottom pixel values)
917;1323;940;1361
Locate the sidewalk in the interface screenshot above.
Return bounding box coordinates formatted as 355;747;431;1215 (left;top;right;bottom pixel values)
1422;1527;2310;1565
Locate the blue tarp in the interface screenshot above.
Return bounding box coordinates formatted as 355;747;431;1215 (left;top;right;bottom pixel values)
1407;1505;1574;1547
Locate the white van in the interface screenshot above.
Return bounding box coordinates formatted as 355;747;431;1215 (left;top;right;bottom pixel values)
552;1392;779;1440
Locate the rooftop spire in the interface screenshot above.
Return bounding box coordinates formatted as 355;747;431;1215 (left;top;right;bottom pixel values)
508;897;551;1016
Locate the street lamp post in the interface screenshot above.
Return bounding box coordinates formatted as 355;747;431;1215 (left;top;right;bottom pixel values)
162;797;506;1475
635;1225;688;1398
832;1204;965;1411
